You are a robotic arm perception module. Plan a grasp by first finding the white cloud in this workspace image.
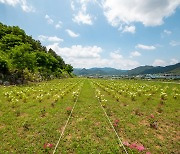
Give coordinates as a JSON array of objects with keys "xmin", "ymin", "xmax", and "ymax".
[
  {"xmin": 38, "ymin": 35, "xmax": 63, "ymax": 42},
  {"xmin": 102, "ymin": 0, "xmax": 180, "ymax": 28},
  {"xmin": 110, "ymin": 51, "xmax": 123, "ymax": 59},
  {"xmin": 170, "ymin": 40, "xmax": 180, "ymax": 46},
  {"xmin": 45, "ymin": 15, "xmax": 54, "ymax": 24},
  {"xmin": 109, "ymin": 51, "xmax": 139, "ymax": 69},
  {"xmin": 153, "ymin": 59, "xmax": 167, "ymax": 66},
  {"xmin": 73, "ymin": 11, "xmax": 93, "ymax": 25},
  {"xmin": 55, "ymin": 21, "xmax": 62, "ymax": 29},
  {"xmin": 0, "ymin": 0, "xmax": 19, "ymax": 6},
  {"xmin": 71, "ymin": 0, "xmax": 95, "ymax": 25},
  {"xmin": 161, "ymin": 29, "xmax": 172, "ymax": 38},
  {"xmin": 44, "ymin": 16, "xmax": 62, "ymax": 29},
  {"xmin": 153, "ymin": 58, "xmax": 179, "ymax": 66},
  {"xmin": 130, "ymin": 51, "xmax": 141, "ymax": 58},
  {"xmin": 38, "ymin": 35, "xmax": 47, "ymax": 42},
  {"xmin": 136, "ymin": 44, "xmax": 156, "ymax": 50},
  {"xmin": 170, "ymin": 58, "xmax": 179, "ymax": 65},
  {"xmin": 164, "ymin": 29, "xmax": 172, "ymax": 35},
  {"xmin": 46, "ymin": 43, "xmax": 139, "ymax": 69},
  {"xmin": 71, "ymin": 1, "xmax": 75, "ymax": 10},
  {"xmin": 122, "ymin": 25, "xmax": 136, "ymax": 33},
  {"xmin": 66, "ymin": 29, "xmax": 80, "ymax": 38},
  {"xmin": 0, "ymin": 0, "xmax": 35, "ymax": 12},
  {"xmin": 21, "ymin": 0, "xmax": 35, "ymax": 12},
  {"xmin": 48, "ymin": 36, "xmax": 63, "ymax": 42},
  {"xmin": 47, "ymin": 44, "xmax": 102, "ymax": 59}
]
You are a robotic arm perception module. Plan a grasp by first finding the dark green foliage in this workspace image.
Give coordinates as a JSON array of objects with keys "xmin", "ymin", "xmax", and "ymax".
[
  {"xmin": 65, "ymin": 64, "xmax": 73, "ymax": 74},
  {"xmin": 0, "ymin": 34, "xmax": 23, "ymax": 51},
  {"xmin": 0, "ymin": 50, "xmax": 9, "ymax": 74},
  {"xmin": 11, "ymin": 43, "xmax": 35, "ymax": 71},
  {"xmin": 0, "ymin": 56, "xmax": 9, "ymax": 74},
  {"xmin": 0, "ymin": 22, "xmax": 73, "ymax": 83},
  {"xmin": 48, "ymin": 48, "xmax": 65, "ymax": 69}
]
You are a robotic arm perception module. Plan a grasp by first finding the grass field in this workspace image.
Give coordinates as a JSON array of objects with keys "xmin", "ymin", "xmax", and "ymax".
[{"xmin": 0, "ymin": 78, "xmax": 179, "ymax": 153}]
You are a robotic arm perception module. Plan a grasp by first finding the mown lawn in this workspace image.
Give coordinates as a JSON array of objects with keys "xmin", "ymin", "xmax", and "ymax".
[{"xmin": 0, "ymin": 78, "xmax": 179, "ymax": 153}]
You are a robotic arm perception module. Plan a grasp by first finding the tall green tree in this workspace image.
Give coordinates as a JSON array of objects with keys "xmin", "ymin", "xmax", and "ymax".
[
  {"xmin": 65, "ymin": 64, "xmax": 73, "ymax": 74},
  {"xmin": 0, "ymin": 22, "xmax": 74, "ymax": 82},
  {"xmin": 48, "ymin": 48, "xmax": 65, "ymax": 69},
  {"xmin": 11, "ymin": 43, "xmax": 35, "ymax": 72}
]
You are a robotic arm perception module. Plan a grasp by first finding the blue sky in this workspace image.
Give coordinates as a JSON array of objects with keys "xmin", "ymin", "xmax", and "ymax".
[{"xmin": 0, "ymin": 0, "xmax": 180, "ymax": 69}]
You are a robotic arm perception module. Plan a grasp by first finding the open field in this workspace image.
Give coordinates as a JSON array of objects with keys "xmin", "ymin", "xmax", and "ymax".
[{"xmin": 0, "ymin": 78, "xmax": 179, "ymax": 153}]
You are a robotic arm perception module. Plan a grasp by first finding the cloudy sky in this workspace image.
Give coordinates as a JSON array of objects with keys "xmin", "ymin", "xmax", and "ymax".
[{"xmin": 0, "ymin": 0, "xmax": 180, "ymax": 69}]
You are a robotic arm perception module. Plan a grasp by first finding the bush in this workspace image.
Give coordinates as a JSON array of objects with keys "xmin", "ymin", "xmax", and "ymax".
[{"xmin": 0, "ymin": 56, "xmax": 9, "ymax": 74}]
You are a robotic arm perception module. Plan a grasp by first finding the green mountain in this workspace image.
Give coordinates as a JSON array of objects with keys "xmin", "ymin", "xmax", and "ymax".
[
  {"xmin": 0, "ymin": 22, "xmax": 73, "ymax": 84},
  {"xmin": 126, "ymin": 63, "xmax": 180, "ymax": 75},
  {"xmin": 143, "ymin": 63, "xmax": 180, "ymax": 75},
  {"xmin": 73, "ymin": 67, "xmax": 127, "ymax": 76},
  {"xmin": 125, "ymin": 66, "xmax": 154, "ymax": 75},
  {"xmin": 74, "ymin": 63, "xmax": 180, "ymax": 76},
  {"xmin": 168, "ymin": 67, "xmax": 180, "ymax": 74}
]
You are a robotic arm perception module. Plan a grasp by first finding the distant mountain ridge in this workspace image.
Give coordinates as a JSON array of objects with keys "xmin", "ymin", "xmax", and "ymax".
[
  {"xmin": 127, "ymin": 63, "xmax": 180, "ymax": 75},
  {"xmin": 73, "ymin": 67, "xmax": 127, "ymax": 76},
  {"xmin": 73, "ymin": 63, "xmax": 180, "ymax": 76}
]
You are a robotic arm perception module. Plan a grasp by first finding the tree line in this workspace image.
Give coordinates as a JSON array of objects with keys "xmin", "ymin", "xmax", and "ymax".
[{"xmin": 0, "ymin": 22, "xmax": 73, "ymax": 84}]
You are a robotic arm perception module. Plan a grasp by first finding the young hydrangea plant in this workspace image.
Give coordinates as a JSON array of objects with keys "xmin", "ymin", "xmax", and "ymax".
[{"xmin": 66, "ymin": 107, "xmax": 72, "ymax": 115}]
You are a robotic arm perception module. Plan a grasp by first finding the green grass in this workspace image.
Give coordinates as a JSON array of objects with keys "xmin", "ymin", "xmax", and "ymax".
[{"xmin": 0, "ymin": 78, "xmax": 179, "ymax": 153}]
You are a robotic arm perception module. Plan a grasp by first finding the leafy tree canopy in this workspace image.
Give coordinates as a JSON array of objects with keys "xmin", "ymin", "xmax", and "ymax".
[{"xmin": 0, "ymin": 22, "xmax": 73, "ymax": 83}]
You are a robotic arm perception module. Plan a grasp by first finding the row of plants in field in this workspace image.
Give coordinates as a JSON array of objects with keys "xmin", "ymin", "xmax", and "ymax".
[
  {"xmin": 92, "ymin": 79, "xmax": 180, "ymax": 120},
  {"xmin": 0, "ymin": 79, "xmax": 179, "ymax": 153},
  {"xmin": 46, "ymin": 81, "xmax": 84, "ymax": 153},
  {"xmin": 91, "ymin": 81, "xmax": 149, "ymax": 153},
  {"xmin": 0, "ymin": 79, "xmax": 84, "ymax": 153},
  {"xmin": 57, "ymin": 79, "xmax": 125, "ymax": 153},
  {"xmin": 67, "ymin": 82, "xmax": 84, "ymax": 115},
  {"xmin": 1, "ymin": 79, "xmax": 84, "ymax": 125},
  {"xmin": 90, "ymin": 79, "xmax": 180, "ymax": 153},
  {"xmin": 2, "ymin": 79, "xmax": 82, "ymax": 108},
  {"xmin": 92, "ymin": 80, "xmax": 179, "ymax": 102},
  {"xmin": 1, "ymin": 79, "xmax": 84, "ymax": 123}
]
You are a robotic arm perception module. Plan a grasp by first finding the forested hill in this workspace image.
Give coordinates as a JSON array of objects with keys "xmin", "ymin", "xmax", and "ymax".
[
  {"xmin": 73, "ymin": 63, "xmax": 180, "ymax": 76},
  {"xmin": 0, "ymin": 22, "xmax": 73, "ymax": 84}
]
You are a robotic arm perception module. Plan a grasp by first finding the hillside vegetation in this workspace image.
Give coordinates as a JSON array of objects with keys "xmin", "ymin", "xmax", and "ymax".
[{"xmin": 0, "ymin": 22, "xmax": 73, "ymax": 84}]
